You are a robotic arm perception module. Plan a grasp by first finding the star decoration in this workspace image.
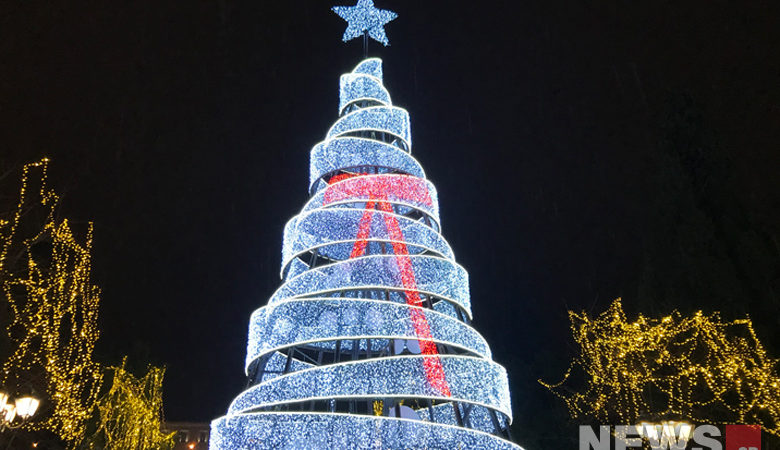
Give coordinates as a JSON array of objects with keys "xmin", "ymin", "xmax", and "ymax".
[{"xmin": 332, "ymin": 0, "xmax": 398, "ymax": 47}]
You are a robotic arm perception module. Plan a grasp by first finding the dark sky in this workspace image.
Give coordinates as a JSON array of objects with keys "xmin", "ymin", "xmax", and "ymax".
[{"xmin": 2, "ymin": 0, "xmax": 778, "ymax": 444}]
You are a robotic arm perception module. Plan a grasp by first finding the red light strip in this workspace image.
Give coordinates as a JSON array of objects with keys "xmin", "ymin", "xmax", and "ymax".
[
  {"xmin": 323, "ymin": 174, "xmax": 433, "ymax": 208},
  {"xmin": 376, "ymin": 201, "xmax": 452, "ymax": 397},
  {"xmin": 324, "ymin": 173, "xmax": 452, "ymax": 397}
]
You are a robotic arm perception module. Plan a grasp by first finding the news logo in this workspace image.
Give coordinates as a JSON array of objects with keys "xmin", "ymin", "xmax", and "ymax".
[
  {"xmin": 579, "ymin": 424, "xmax": 760, "ymax": 450},
  {"xmin": 725, "ymin": 425, "xmax": 760, "ymax": 450}
]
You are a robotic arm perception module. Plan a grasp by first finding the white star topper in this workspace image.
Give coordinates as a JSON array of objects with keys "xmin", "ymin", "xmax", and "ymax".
[{"xmin": 332, "ymin": 0, "xmax": 398, "ymax": 47}]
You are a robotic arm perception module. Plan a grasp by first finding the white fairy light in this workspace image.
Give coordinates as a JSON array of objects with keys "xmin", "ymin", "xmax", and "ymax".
[
  {"xmin": 326, "ymin": 106, "xmax": 412, "ymax": 149},
  {"xmin": 210, "ymin": 58, "xmax": 522, "ymax": 449},
  {"xmin": 332, "ymin": 0, "xmax": 397, "ymax": 47},
  {"xmin": 308, "ymin": 137, "xmax": 427, "ymax": 193},
  {"xmin": 211, "ymin": 412, "xmax": 520, "ymax": 449},
  {"xmin": 268, "ymin": 254, "xmax": 472, "ymax": 318},
  {"xmin": 230, "ymin": 355, "xmax": 510, "ymax": 417},
  {"xmin": 339, "ymin": 73, "xmax": 391, "ymax": 114},
  {"xmin": 280, "ymin": 207, "xmax": 452, "ymax": 274},
  {"xmin": 245, "ymin": 298, "xmax": 491, "ymax": 373}
]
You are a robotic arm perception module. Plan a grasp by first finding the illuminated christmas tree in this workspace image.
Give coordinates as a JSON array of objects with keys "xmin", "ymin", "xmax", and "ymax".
[{"xmin": 210, "ymin": 3, "xmax": 523, "ymax": 448}]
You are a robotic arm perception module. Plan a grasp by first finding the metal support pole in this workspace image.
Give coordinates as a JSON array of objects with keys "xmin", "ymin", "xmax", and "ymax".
[
  {"xmin": 284, "ymin": 347, "xmax": 293, "ymax": 373},
  {"xmin": 453, "ymin": 402, "xmax": 464, "ymax": 427}
]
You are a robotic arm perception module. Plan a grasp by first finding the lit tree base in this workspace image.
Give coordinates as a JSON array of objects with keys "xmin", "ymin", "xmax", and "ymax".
[{"xmin": 210, "ymin": 412, "xmax": 523, "ymax": 449}]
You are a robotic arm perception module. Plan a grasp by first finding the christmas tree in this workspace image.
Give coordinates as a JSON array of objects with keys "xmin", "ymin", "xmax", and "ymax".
[{"xmin": 210, "ymin": 3, "xmax": 523, "ymax": 448}]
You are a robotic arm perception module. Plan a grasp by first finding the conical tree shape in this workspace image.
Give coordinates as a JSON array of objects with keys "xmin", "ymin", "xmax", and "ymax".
[{"xmin": 210, "ymin": 59, "xmax": 523, "ymax": 449}]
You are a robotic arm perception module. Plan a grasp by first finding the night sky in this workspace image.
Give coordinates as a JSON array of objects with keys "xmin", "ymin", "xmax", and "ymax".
[{"xmin": 2, "ymin": 0, "xmax": 779, "ymax": 446}]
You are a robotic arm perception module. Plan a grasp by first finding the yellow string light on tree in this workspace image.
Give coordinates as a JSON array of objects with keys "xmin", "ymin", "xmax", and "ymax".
[
  {"xmin": 88, "ymin": 358, "xmax": 175, "ymax": 450},
  {"xmin": 540, "ymin": 298, "xmax": 779, "ymax": 435},
  {"xmin": 0, "ymin": 159, "xmax": 103, "ymax": 447}
]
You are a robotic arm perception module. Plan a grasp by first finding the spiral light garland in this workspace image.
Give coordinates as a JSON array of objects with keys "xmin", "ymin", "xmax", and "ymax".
[{"xmin": 209, "ymin": 59, "xmax": 523, "ymax": 448}]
